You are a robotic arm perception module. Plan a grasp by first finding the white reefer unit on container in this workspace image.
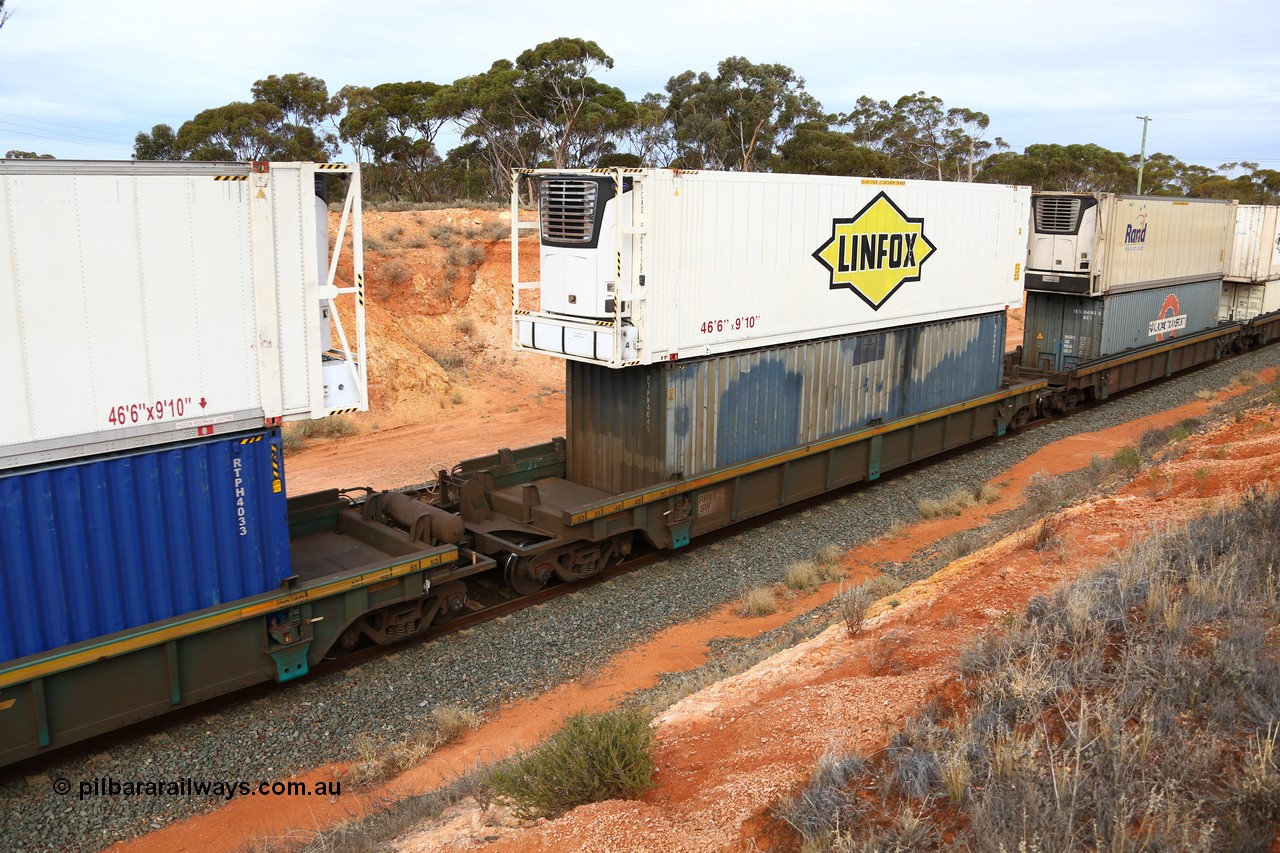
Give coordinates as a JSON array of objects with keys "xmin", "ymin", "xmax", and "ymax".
[
  {"xmin": 1026, "ymin": 192, "xmax": 1234, "ymax": 297},
  {"xmin": 511, "ymin": 169, "xmax": 1031, "ymax": 368},
  {"xmin": 0, "ymin": 160, "xmax": 367, "ymax": 470},
  {"xmin": 1219, "ymin": 205, "xmax": 1280, "ymax": 322}
]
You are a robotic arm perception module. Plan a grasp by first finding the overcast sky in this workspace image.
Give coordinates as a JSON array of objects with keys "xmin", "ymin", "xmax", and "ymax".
[{"xmin": 2, "ymin": 0, "xmax": 1278, "ymax": 174}]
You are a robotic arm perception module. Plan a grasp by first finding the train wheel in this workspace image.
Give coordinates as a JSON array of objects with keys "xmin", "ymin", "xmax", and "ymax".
[
  {"xmin": 1010, "ymin": 406, "xmax": 1033, "ymax": 430},
  {"xmin": 503, "ymin": 551, "xmax": 552, "ymax": 596},
  {"xmin": 426, "ymin": 581, "xmax": 468, "ymax": 625}
]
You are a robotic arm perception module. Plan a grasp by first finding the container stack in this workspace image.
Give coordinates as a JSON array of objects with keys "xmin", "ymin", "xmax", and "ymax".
[
  {"xmin": 0, "ymin": 160, "xmax": 362, "ymax": 660},
  {"xmin": 1021, "ymin": 193, "xmax": 1236, "ymax": 371},
  {"xmin": 513, "ymin": 168, "xmax": 1030, "ymax": 494},
  {"xmin": 1219, "ymin": 205, "xmax": 1280, "ymax": 322}
]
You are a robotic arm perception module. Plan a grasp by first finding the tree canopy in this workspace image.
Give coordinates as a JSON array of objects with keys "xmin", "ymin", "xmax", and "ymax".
[
  {"xmin": 133, "ymin": 73, "xmax": 339, "ymax": 162},
  {"xmin": 130, "ymin": 43, "xmax": 1262, "ymax": 204}
]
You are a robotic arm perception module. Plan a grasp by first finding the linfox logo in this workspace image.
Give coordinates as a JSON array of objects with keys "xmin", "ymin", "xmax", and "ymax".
[
  {"xmin": 1149, "ymin": 292, "xmax": 1187, "ymax": 341},
  {"xmin": 812, "ymin": 191, "xmax": 936, "ymax": 311},
  {"xmin": 1125, "ymin": 205, "xmax": 1148, "ymax": 246}
]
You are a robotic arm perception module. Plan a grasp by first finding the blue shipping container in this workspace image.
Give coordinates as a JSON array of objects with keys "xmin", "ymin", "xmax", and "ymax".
[
  {"xmin": 567, "ymin": 313, "xmax": 1006, "ymax": 494},
  {"xmin": 1021, "ymin": 279, "xmax": 1223, "ymax": 372},
  {"xmin": 0, "ymin": 429, "xmax": 292, "ymax": 662}
]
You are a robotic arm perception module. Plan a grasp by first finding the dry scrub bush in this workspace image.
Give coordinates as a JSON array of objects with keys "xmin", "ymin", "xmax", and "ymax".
[
  {"xmin": 343, "ymin": 705, "xmax": 483, "ymax": 787},
  {"xmin": 486, "ymin": 708, "xmax": 656, "ymax": 820},
  {"xmin": 786, "ymin": 560, "xmax": 820, "ymax": 591},
  {"xmin": 781, "ymin": 488, "xmax": 1280, "ymax": 851},
  {"xmin": 381, "ymin": 259, "xmax": 410, "ymax": 284},
  {"xmin": 917, "ymin": 488, "xmax": 977, "ymax": 519},
  {"xmin": 774, "ymin": 747, "xmax": 870, "ymax": 846},
  {"xmin": 428, "ymin": 224, "xmax": 459, "ymax": 247},
  {"xmin": 839, "ymin": 575, "xmax": 904, "ymax": 636},
  {"xmin": 281, "ymin": 415, "xmax": 358, "ymax": 453},
  {"xmin": 741, "ymin": 586, "xmax": 777, "ymax": 617}
]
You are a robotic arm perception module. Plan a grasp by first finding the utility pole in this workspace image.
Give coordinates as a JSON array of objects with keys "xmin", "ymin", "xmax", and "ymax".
[{"xmin": 1135, "ymin": 115, "xmax": 1152, "ymax": 195}]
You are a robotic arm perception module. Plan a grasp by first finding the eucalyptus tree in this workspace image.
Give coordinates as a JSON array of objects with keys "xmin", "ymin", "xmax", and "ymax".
[
  {"xmin": 841, "ymin": 92, "xmax": 1003, "ymax": 181},
  {"xmin": 441, "ymin": 38, "xmax": 633, "ymax": 195},
  {"xmin": 665, "ymin": 57, "xmax": 821, "ymax": 171},
  {"xmin": 338, "ymin": 81, "xmax": 449, "ymax": 200},
  {"xmin": 979, "ymin": 143, "xmax": 1137, "ymax": 192},
  {"xmin": 772, "ymin": 120, "xmax": 894, "ymax": 176},
  {"xmin": 133, "ymin": 73, "xmax": 339, "ymax": 162}
]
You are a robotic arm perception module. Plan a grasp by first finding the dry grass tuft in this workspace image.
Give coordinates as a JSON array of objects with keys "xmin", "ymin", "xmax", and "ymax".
[{"xmin": 740, "ymin": 586, "xmax": 777, "ymax": 617}]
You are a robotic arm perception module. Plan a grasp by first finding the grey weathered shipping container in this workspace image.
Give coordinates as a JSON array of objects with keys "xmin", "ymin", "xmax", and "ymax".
[
  {"xmin": 1021, "ymin": 279, "xmax": 1222, "ymax": 372},
  {"xmin": 567, "ymin": 313, "xmax": 1006, "ymax": 494}
]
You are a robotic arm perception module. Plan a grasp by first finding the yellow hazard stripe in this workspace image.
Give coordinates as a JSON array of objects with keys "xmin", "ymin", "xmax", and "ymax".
[
  {"xmin": 271, "ymin": 444, "xmax": 282, "ymax": 494},
  {"xmin": 357, "ymin": 272, "xmax": 364, "ymax": 308},
  {"xmin": 213, "ymin": 175, "xmax": 248, "ymax": 181},
  {"xmin": 316, "ymin": 163, "xmax": 347, "ymax": 170},
  {"xmin": 239, "ymin": 436, "xmax": 263, "ymax": 445},
  {"xmin": 326, "ymin": 408, "xmax": 359, "ymax": 416},
  {"xmin": 0, "ymin": 549, "xmax": 458, "ymax": 688}
]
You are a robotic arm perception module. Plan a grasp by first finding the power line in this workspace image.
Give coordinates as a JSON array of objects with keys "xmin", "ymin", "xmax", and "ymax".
[
  {"xmin": 0, "ymin": 118, "xmax": 132, "ymax": 145},
  {"xmin": 0, "ymin": 111, "xmax": 134, "ymax": 139},
  {"xmin": 0, "ymin": 126, "xmax": 131, "ymax": 153}
]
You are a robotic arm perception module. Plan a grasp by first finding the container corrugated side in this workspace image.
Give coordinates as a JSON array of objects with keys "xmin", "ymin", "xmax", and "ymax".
[
  {"xmin": 1226, "ymin": 205, "xmax": 1280, "ymax": 284},
  {"xmin": 567, "ymin": 313, "xmax": 1005, "ymax": 494},
  {"xmin": 1021, "ymin": 279, "xmax": 1222, "ymax": 371},
  {"xmin": 0, "ymin": 429, "xmax": 291, "ymax": 662}
]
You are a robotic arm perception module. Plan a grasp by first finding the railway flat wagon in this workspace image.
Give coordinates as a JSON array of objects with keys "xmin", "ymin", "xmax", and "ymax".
[{"xmin": 512, "ymin": 168, "xmax": 1030, "ymax": 367}]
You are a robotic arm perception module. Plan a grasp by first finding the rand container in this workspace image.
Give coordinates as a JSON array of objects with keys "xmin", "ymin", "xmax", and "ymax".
[
  {"xmin": 0, "ymin": 159, "xmax": 367, "ymax": 471},
  {"xmin": 566, "ymin": 312, "xmax": 1006, "ymax": 494},
  {"xmin": 513, "ymin": 168, "xmax": 1029, "ymax": 367},
  {"xmin": 0, "ymin": 429, "xmax": 292, "ymax": 662},
  {"xmin": 1020, "ymin": 279, "xmax": 1222, "ymax": 372},
  {"xmin": 1026, "ymin": 193, "xmax": 1234, "ymax": 296}
]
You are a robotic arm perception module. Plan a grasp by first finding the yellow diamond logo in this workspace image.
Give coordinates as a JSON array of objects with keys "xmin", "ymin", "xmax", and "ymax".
[{"xmin": 812, "ymin": 191, "xmax": 937, "ymax": 311}]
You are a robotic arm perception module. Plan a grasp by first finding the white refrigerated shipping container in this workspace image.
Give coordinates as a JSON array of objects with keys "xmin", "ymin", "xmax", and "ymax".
[
  {"xmin": 1226, "ymin": 204, "xmax": 1280, "ymax": 284},
  {"xmin": 1025, "ymin": 192, "xmax": 1234, "ymax": 296},
  {"xmin": 0, "ymin": 160, "xmax": 367, "ymax": 470},
  {"xmin": 511, "ymin": 169, "xmax": 1030, "ymax": 368}
]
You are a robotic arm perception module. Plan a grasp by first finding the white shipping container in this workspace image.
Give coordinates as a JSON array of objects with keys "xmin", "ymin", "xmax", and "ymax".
[
  {"xmin": 0, "ymin": 160, "xmax": 367, "ymax": 470},
  {"xmin": 1219, "ymin": 281, "xmax": 1280, "ymax": 322},
  {"xmin": 512, "ymin": 169, "xmax": 1030, "ymax": 368},
  {"xmin": 1226, "ymin": 204, "xmax": 1280, "ymax": 284},
  {"xmin": 1026, "ymin": 192, "xmax": 1234, "ymax": 296}
]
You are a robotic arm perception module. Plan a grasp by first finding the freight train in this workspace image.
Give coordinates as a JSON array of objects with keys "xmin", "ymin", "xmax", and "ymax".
[{"xmin": 2, "ymin": 161, "xmax": 1278, "ymax": 769}]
